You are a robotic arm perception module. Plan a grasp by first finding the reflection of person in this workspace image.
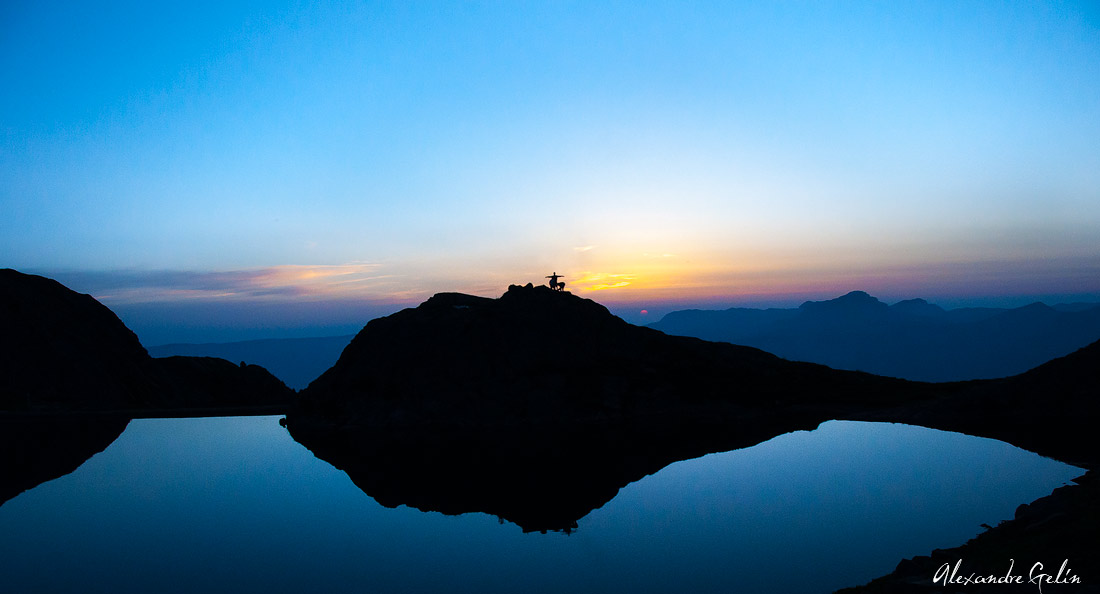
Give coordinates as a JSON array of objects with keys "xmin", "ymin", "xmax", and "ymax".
[{"xmin": 546, "ymin": 272, "xmax": 565, "ymax": 291}]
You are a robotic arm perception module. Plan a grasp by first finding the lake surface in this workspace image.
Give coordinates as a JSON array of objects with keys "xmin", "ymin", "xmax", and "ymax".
[{"xmin": 0, "ymin": 416, "xmax": 1082, "ymax": 594}]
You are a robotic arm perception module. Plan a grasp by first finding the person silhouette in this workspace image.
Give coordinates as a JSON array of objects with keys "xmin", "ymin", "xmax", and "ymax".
[{"xmin": 546, "ymin": 272, "xmax": 565, "ymax": 291}]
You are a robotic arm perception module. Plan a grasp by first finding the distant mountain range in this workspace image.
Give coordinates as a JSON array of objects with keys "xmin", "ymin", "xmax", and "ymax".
[
  {"xmin": 648, "ymin": 291, "xmax": 1100, "ymax": 382},
  {"xmin": 150, "ymin": 290, "xmax": 1100, "ymax": 387}
]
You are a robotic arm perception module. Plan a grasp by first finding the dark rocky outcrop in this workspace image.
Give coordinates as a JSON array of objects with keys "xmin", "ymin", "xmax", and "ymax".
[
  {"xmin": 150, "ymin": 356, "xmax": 296, "ymax": 413},
  {"xmin": 1, "ymin": 269, "xmax": 160, "ymax": 411},
  {"xmin": 0, "ymin": 268, "xmax": 293, "ymax": 413},
  {"xmin": 297, "ymin": 284, "xmax": 917, "ymax": 428}
]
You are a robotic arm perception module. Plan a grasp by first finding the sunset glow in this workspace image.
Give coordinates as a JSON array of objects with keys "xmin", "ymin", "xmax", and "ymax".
[{"xmin": 3, "ymin": 2, "xmax": 1098, "ymax": 341}]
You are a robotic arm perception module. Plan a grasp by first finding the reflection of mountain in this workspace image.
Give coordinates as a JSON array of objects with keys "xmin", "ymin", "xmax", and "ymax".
[
  {"xmin": 649, "ymin": 291, "xmax": 1100, "ymax": 381},
  {"xmin": 1, "ymin": 269, "xmax": 293, "ymax": 412},
  {"xmin": 0, "ymin": 415, "xmax": 129, "ymax": 506},
  {"xmin": 290, "ymin": 414, "xmax": 825, "ymax": 533}
]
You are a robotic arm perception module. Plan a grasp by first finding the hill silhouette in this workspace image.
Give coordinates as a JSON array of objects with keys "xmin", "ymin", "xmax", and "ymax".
[
  {"xmin": 0, "ymin": 268, "xmax": 293, "ymax": 413},
  {"xmin": 649, "ymin": 290, "xmax": 1100, "ymax": 381},
  {"xmin": 149, "ymin": 335, "xmax": 354, "ymax": 391},
  {"xmin": 2, "ymin": 269, "xmax": 159, "ymax": 410},
  {"xmin": 297, "ymin": 284, "xmax": 916, "ymax": 426}
]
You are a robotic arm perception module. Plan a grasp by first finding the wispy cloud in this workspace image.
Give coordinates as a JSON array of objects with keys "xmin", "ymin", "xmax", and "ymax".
[
  {"xmin": 569, "ymin": 271, "xmax": 636, "ymax": 291},
  {"xmin": 574, "ymin": 245, "xmax": 598, "ymax": 253},
  {"xmin": 38, "ymin": 264, "xmax": 407, "ymax": 304}
]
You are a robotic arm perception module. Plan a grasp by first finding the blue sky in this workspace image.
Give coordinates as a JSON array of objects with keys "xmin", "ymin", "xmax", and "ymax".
[{"xmin": 3, "ymin": 1, "xmax": 1099, "ymax": 342}]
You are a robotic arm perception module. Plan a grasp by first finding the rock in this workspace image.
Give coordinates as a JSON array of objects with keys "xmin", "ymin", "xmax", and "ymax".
[
  {"xmin": 0, "ymin": 269, "xmax": 293, "ymax": 412},
  {"xmin": 1, "ymin": 268, "xmax": 158, "ymax": 411},
  {"xmin": 298, "ymin": 284, "xmax": 914, "ymax": 428}
]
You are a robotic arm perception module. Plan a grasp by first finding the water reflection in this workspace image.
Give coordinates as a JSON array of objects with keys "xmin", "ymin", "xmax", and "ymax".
[
  {"xmin": 286, "ymin": 413, "xmax": 827, "ymax": 532},
  {"xmin": 0, "ymin": 416, "xmax": 1083, "ymax": 594}
]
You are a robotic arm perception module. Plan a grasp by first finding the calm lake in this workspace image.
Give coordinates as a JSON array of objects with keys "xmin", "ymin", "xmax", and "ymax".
[{"xmin": 0, "ymin": 416, "xmax": 1082, "ymax": 594}]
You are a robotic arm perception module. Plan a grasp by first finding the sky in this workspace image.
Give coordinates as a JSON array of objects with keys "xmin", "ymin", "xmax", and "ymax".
[{"xmin": 3, "ymin": 1, "xmax": 1100, "ymax": 343}]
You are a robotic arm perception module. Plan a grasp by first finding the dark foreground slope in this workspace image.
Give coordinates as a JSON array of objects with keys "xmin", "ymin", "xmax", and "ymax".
[
  {"xmin": 0, "ymin": 268, "xmax": 293, "ymax": 413},
  {"xmin": 837, "ymin": 470, "xmax": 1099, "ymax": 593},
  {"xmin": 1, "ymin": 269, "xmax": 159, "ymax": 411}
]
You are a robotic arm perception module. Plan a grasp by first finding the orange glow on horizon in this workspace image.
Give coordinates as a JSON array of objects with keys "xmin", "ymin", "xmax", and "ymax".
[{"xmin": 86, "ymin": 253, "xmax": 1100, "ymax": 310}]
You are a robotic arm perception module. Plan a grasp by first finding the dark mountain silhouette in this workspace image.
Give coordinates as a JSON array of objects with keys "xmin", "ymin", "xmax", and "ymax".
[
  {"xmin": 149, "ymin": 335, "xmax": 354, "ymax": 391},
  {"xmin": 649, "ymin": 290, "xmax": 1100, "ymax": 382},
  {"xmin": 296, "ymin": 284, "xmax": 917, "ymax": 427},
  {"xmin": 2, "ymin": 269, "xmax": 160, "ymax": 410},
  {"xmin": 0, "ymin": 415, "xmax": 128, "ymax": 507},
  {"xmin": 0, "ymin": 269, "xmax": 293, "ymax": 412}
]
